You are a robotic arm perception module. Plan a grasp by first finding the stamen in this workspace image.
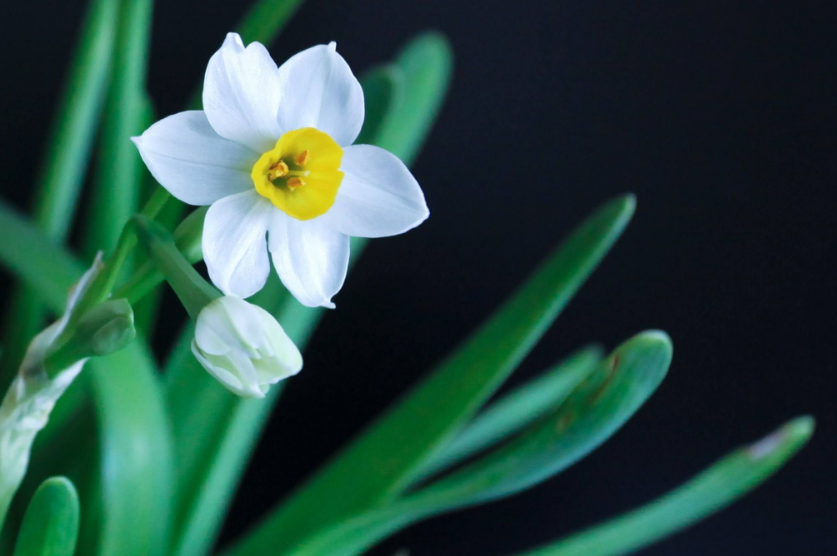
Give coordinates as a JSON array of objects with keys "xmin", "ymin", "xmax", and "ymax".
[
  {"xmin": 294, "ymin": 150, "xmax": 311, "ymax": 166},
  {"xmin": 267, "ymin": 160, "xmax": 289, "ymax": 181},
  {"xmin": 287, "ymin": 177, "xmax": 306, "ymax": 190}
]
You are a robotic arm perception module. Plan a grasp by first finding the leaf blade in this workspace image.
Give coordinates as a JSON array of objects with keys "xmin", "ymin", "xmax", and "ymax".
[
  {"xmin": 78, "ymin": 344, "xmax": 175, "ymax": 556},
  {"xmin": 82, "ymin": 0, "xmax": 154, "ymax": 257},
  {"xmin": 0, "ymin": 200, "xmax": 83, "ymax": 311},
  {"xmin": 377, "ymin": 32, "xmax": 453, "ymax": 164},
  {"xmin": 288, "ymin": 332, "xmax": 672, "ymax": 556},
  {"xmin": 12, "ymin": 477, "xmax": 80, "ymax": 556},
  {"xmin": 414, "ymin": 345, "xmax": 603, "ymax": 481},
  {"xmin": 511, "ymin": 416, "xmax": 814, "ymax": 556},
  {"xmin": 224, "ymin": 194, "xmax": 636, "ymax": 556}
]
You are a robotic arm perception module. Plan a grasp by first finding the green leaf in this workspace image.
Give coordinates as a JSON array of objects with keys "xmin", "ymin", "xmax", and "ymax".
[
  {"xmin": 76, "ymin": 344, "xmax": 174, "ymax": 556},
  {"xmin": 376, "ymin": 32, "xmax": 452, "ymax": 164},
  {"xmin": 235, "ymin": 0, "xmax": 307, "ymax": 46},
  {"xmin": 13, "ymin": 477, "xmax": 80, "ymax": 556},
  {"xmin": 509, "ymin": 416, "xmax": 814, "ymax": 556},
  {"xmin": 223, "ymin": 194, "xmax": 636, "ymax": 556},
  {"xmin": 83, "ymin": 0, "xmax": 154, "ymax": 258},
  {"xmin": 286, "ymin": 332, "xmax": 672, "ymax": 556},
  {"xmin": 2, "ymin": 0, "xmax": 119, "ymax": 381},
  {"xmin": 0, "ymin": 200, "xmax": 83, "ymax": 311},
  {"xmin": 355, "ymin": 66, "xmax": 404, "ymax": 146},
  {"xmin": 414, "ymin": 345, "xmax": 603, "ymax": 482}
]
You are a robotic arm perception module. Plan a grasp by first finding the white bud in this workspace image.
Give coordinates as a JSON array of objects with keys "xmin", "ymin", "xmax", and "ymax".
[{"xmin": 191, "ymin": 296, "xmax": 303, "ymax": 398}]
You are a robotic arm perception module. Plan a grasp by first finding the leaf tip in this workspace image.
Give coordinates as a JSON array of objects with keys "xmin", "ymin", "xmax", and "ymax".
[{"xmin": 746, "ymin": 415, "xmax": 815, "ymax": 461}]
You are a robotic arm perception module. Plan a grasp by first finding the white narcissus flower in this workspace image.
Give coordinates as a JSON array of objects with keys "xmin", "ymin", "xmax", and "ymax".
[
  {"xmin": 133, "ymin": 34, "xmax": 429, "ymax": 308},
  {"xmin": 192, "ymin": 295, "xmax": 303, "ymax": 398}
]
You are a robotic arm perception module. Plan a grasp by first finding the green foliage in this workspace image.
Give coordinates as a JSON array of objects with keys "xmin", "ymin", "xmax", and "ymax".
[
  {"xmin": 414, "ymin": 345, "xmax": 603, "ymax": 481},
  {"xmin": 12, "ymin": 478, "xmax": 80, "ymax": 556},
  {"xmin": 83, "ymin": 0, "xmax": 154, "ymax": 258},
  {"xmin": 1, "ymin": 0, "xmax": 119, "ymax": 383},
  {"xmin": 0, "ymin": 1, "xmax": 814, "ymax": 555},
  {"xmin": 510, "ymin": 417, "xmax": 814, "ymax": 556},
  {"xmin": 79, "ymin": 345, "xmax": 174, "ymax": 556},
  {"xmin": 223, "ymin": 194, "xmax": 636, "ymax": 556},
  {"xmin": 285, "ymin": 333, "xmax": 671, "ymax": 556}
]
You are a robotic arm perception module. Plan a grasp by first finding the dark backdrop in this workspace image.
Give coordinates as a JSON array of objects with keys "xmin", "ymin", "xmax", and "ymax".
[{"xmin": 2, "ymin": 0, "xmax": 835, "ymax": 554}]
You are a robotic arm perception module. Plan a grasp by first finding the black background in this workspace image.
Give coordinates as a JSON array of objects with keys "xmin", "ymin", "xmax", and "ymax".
[{"xmin": 2, "ymin": 0, "xmax": 835, "ymax": 554}]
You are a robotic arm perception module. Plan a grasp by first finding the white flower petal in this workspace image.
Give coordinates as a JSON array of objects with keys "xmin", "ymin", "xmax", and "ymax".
[
  {"xmin": 203, "ymin": 191, "xmax": 274, "ymax": 298},
  {"xmin": 192, "ymin": 342, "xmax": 265, "ymax": 398},
  {"xmin": 132, "ymin": 111, "xmax": 256, "ymax": 206},
  {"xmin": 268, "ymin": 213, "xmax": 350, "ymax": 308},
  {"xmin": 320, "ymin": 145, "xmax": 429, "ymax": 238},
  {"xmin": 276, "ymin": 43, "xmax": 364, "ymax": 147},
  {"xmin": 203, "ymin": 33, "xmax": 283, "ymax": 152}
]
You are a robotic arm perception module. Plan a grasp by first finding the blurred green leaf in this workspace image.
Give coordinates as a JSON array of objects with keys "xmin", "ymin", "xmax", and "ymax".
[
  {"xmin": 223, "ymin": 194, "xmax": 636, "ymax": 556},
  {"xmin": 377, "ymin": 32, "xmax": 452, "ymax": 165},
  {"xmin": 235, "ymin": 0, "xmax": 307, "ymax": 46},
  {"xmin": 356, "ymin": 65, "xmax": 404, "ymax": 145},
  {"xmin": 83, "ymin": 0, "xmax": 154, "ymax": 258},
  {"xmin": 414, "ymin": 345, "xmax": 603, "ymax": 482},
  {"xmin": 77, "ymin": 344, "xmax": 174, "ymax": 556},
  {"xmin": 509, "ymin": 416, "xmax": 814, "ymax": 556},
  {"xmin": 0, "ymin": 200, "xmax": 83, "ymax": 311},
  {"xmin": 12, "ymin": 477, "xmax": 80, "ymax": 556},
  {"xmin": 1, "ymin": 0, "xmax": 117, "ymax": 381},
  {"xmin": 287, "ymin": 332, "xmax": 671, "ymax": 556}
]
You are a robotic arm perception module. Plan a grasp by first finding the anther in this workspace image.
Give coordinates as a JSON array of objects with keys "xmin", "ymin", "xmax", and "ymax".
[
  {"xmin": 267, "ymin": 160, "xmax": 289, "ymax": 181},
  {"xmin": 287, "ymin": 177, "xmax": 306, "ymax": 190},
  {"xmin": 294, "ymin": 150, "xmax": 310, "ymax": 166}
]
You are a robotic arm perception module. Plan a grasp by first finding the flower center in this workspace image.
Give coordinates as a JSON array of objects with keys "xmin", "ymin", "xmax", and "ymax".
[{"xmin": 251, "ymin": 128, "xmax": 344, "ymax": 220}]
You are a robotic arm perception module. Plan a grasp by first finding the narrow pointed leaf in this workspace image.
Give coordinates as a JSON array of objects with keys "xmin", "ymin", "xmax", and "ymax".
[
  {"xmin": 235, "ymin": 0, "xmax": 307, "ymax": 46},
  {"xmin": 377, "ymin": 32, "xmax": 453, "ymax": 165},
  {"xmin": 355, "ymin": 66, "xmax": 404, "ymax": 145},
  {"xmin": 288, "ymin": 332, "xmax": 671, "ymax": 556},
  {"xmin": 223, "ymin": 194, "xmax": 636, "ymax": 556},
  {"xmin": 415, "ymin": 345, "xmax": 603, "ymax": 482},
  {"xmin": 83, "ymin": 0, "xmax": 154, "ymax": 257},
  {"xmin": 76, "ymin": 344, "xmax": 174, "ymax": 556},
  {"xmin": 510, "ymin": 416, "xmax": 814, "ymax": 556},
  {"xmin": 13, "ymin": 477, "xmax": 80, "ymax": 556},
  {"xmin": 2, "ymin": 0, "xmax": 118, "ymax": 381},
  {"xmin": 0, "ymin": 201, "xmax": 83, "ymax": 310}
]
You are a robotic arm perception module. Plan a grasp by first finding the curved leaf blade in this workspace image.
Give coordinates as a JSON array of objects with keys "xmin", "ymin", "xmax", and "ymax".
[
  {"xmin": 512, "ymin": 416, "xmax": 814, "ymax": 556},
  {"xmin": 0, "ymin": 201, "xmax": 83, "ymax": 311},
  {"xmin": 224, "ymin": 194, "xmax": 636, "ymax": 556},
  {"xmin": 377, "ymin": 32, "xmax": 453, "ymax": 164},
  {"xmin": 83, "ymin": 0, "xmax": 154, "ymax": 257},
  {"xmin": 289, "ymin": 332, "xmax": 671, "ymax": 556},
  {"xmin": 13, "ymin": 477, "xmax": 80, "ymax": 556},
  {"xmin": 78, "ymin": 344, "xmax": 174, "ymax": 556},
  {"xmin": 355, "ymin": 65, "xmax": 404, "ymax": 146},
  {"xmin": 414, "ymin": 345, "xmax": 604, "ymax": 482}
]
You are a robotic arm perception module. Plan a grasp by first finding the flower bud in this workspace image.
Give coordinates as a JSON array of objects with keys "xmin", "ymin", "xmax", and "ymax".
[
  {"xmin": 43, "ymin": 299, "xmax": 136, "ymax": 376},
  {"xmin": 191, "ymin": 296, "xmax": 302, "ymax": 398},
  {"xmin": 76, "ymin": 299, "xmax": 136, "ymax": 357}
]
